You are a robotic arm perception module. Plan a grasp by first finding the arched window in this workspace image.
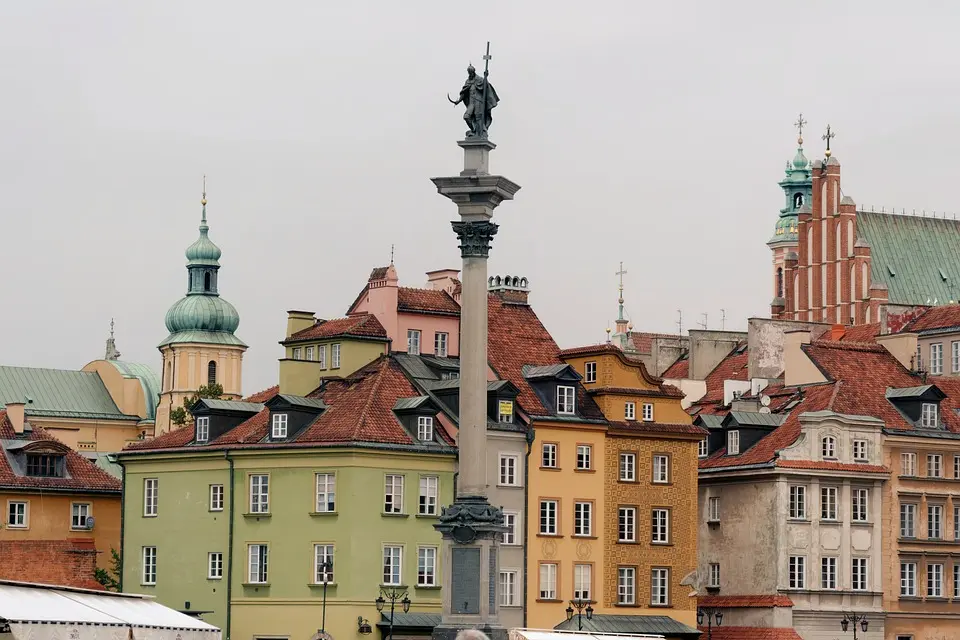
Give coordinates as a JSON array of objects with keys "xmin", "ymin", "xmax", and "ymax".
[
  {"xmin": 793, "ymin": 273, "xmax": 798, "ymax": 308},
  {"xmin": 822, "ymin": 436, "xmax": 837, "ymax": 459},
  {"xmin": 866, "ymin": 306, "xmax": 871, "ymax": 323},
  {"xmin": 794, "ymin": 193, "xmax": 804, "ymax": 209},
  {"xmin": 835, "ymin": 222, "xmax": 841, "ymax": 260},
  {"xmin": 807, "ymin": 227, "xmax": 813, "ymax": 262},
  {"xmin": 861, "ymin": 263, "xmax": 868, "ymax": 298},
  {"xmin": 777, "ymin": 268, "xmax": 784, "ymax": 298},
  {"xmin": 847, "ymin": 220, "xmax": 854, "ymax": 257},
  {"xmin": 207, "ymin": 360, "xmax": 217, "ymax": 386},
  {"xmin": 204, "ymin": 272, "xmax": 211, "ymax": 292}
]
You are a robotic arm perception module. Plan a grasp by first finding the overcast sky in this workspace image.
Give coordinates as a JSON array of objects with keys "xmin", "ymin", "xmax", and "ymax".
[{"xmin": 3, "ymin": 1, "xmax": 960, "ymax": 395}]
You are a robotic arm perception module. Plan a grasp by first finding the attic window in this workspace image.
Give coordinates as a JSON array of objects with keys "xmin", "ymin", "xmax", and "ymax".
[
  {"xmin": 727, "ymin": 431, "xmax": 740, "ymax": 456},
  {"xmin": 499, "ymin": 400, "xmax": 514, "ymax": 423},
  {"xmin": 196, "ymin": 417, "xmax": 210, "ymax": 443},
  {"xmin": 26, "ymin": 454, "xmax": 62, "ymax": 478},
  {"xmin": 272, "ymin": 413, "xmax": 288, "ymax": 439},
  {"xmin": 417, "ymin": 416, "xmax": 434, "ymax": 441},
  {"xmin": 557, "ymin": 386, "xmax": 576, "ymax": 415},
  {"xmin": 922, "ymin": 403, "xmax": 939, "ymax": 428}
]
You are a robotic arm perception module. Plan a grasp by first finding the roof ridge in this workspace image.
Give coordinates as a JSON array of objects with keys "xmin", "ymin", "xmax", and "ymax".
[{"xmin": 351, "ymin": 357, "xmax": 389, "ymax": 440}]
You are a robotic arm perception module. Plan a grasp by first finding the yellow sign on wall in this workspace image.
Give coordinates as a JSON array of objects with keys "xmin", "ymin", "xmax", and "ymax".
[{"xmin": 499, "ymin": 400, "xmax": 513, "ymax": 420}]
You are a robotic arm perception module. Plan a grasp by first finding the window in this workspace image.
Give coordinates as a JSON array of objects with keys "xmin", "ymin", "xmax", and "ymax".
[
  {"xmin": 642, "ymin": 403, "xmax": 654, "ymax": 421},
  {"xmin": 852, "ymin": 558, "xmax": 868, "ymax": 591},
  {"xmin": 955, "ymin": 455, "xmax": 960, "ymax": 479},
  {"xmin": 651, "ymin": 509, "xmax": 669, "ymax": 543},
  {"xmin": 789, "ymin": 556, "xmax": 805, "ymax": 588},
  {"xmin": 72, "ymin": 503, "xmax": 91, "ymax": 529},
  {"xmin": 574, "ymin": 501, "xmax": 592, "ymax": 536},
  {"xmin": 502, "ymin": 511, "xmax": 520, "ymax": 545},
  {"xmin": 142, "ymin": 546, "xmax": 157, "ymax": 585},
  {"xmin": 271, "ymin": 413, "xmax": 288, "ymax": 439},
  {"xmin": 902, "ymin": 452, "xmax": 917, "ymax": 476},
  {"xmin": 292, "ymin": 347, "xmax": 302, "ymax": 360},
  {"xmin": 419, "ymin": 476, "xmax": 438, "ymax": 516},
  {"xmin": 698, "ymin": 438, "xmax": 708, "ymax": 458},
  {"xmin": 7, "ymin": 501, "xmax": 26, "ymax": 528},
  {"xmin": 901, "ymin": 561, "xmax": 917, "ymax": 596},
  {"xmin": 922, "ymin": 403, "xmax": 939, "ymax": 428},
  {"xmin": 384, "ymin": 475, "xmax": 404, "ymax": 514},
  {"xmin": 248, "ymin": 544, "xmax": 268, "ymax": 584},
  {"xmin": 498, "ymin": 400, "xmax": 513, "ymax": 423},
  {"xmin": 653, "ymin": 455, "xmax": 670, "ymax": 483},
  {"xmin": 620, "ymin": 453, "xmax": 636, "ymax": 481},
  {"xmin": 143, "ymin": 478, "xmax": 158, "ymax": 517},
  {"xmin": 417, "ymin": 547, "xmax": 437, "ymax": 587},
  {"xmin": 821, "ymin": 435, "xmax": 837, "ymax": 458},
  {"xmin": 417, "ymin": 416, "xmax": 434, "ymax": 441},
  {"xmin": 539, "ymin": 563, "xmax": 557, "ymax": 600},
  {"xmin": 314, "ymin": 544, "xmax": 334, "ymax": 583},
  {"xmin": 821, "ymin": 487, "xmax": 838, "ymax": 520},
  {"xmin": 727, "ymin": 430, "xmax": 740, "ymax": 455},
  {"xmin": 901, "ymin": 503, "xmax": 917, "ymax": 538},
  {"xmin": 306, "ymin": 346, "xmax": 314, "ymax": 361},
  {"xmin": 500, "ymin": 571, "xmax": 517, "ymax": 606},
  {"xmin": 318, "ymin": 345, "xmax": 327, "ymax": 369},
  {"xmin": 407, "ymin": 330, "xmax": 421, "ymax": 355},
  {"xmin": 208, "ymin": 552, "xmax": 223, "ymax": 580},
  {"xmin": 210, "ymin": 484, "xmax": 224, "ymax": 511},
  {"xmin": 316, "ymin": 473, "xmax": 336, "ymax": 512},
  {"xmin": 821, "ymin": 557, "xmax": 837, "ymax": 589},
  {"xmin": 617, "ymin": 567, "xmax": 636, "ymax": 605},
  {"xmin": 332, "ymin": 343, "xmax": 341, "ymax": 368},
  {"xmin": 953, "ymin": 341, "xmax": 960, "ymax": 373},
  {"xmin": 541, "ymin": 443, "xmax": 557, "ymax": 468},
  {"xmin": 624, "ymin": 402, "xmax": 636, "ymax": 421},
  {"xmin": 651, "ymin": 568, "xmax": 669, "ymax": 605},
  {"xmin": 954, "ymin": 564, "xmax": 960, "ymax": 598},
  {"xmin": 499, "ymin": 454, "xmax": 519, "ymax": 486},
  {"xmin": 709, "ymin": 563, "xmax": 720, "ymax": 588},
  {"xmin": 928, "ymin": 504, "xmax": 944, "ymax": 539},
  {"xmin": 576, "ymin": 445, "xmax": 591, "ymax": 470},
  {"xmin": 618, "ymin": 507, "xmax": 636, "ymax": 542},
  {"xmin": 435, "ymin": 332, "xmax": 448, "ymax": 357},
  {"xmin": 852, "ymin": 439, "xmax": 867, "ymax": 461},
  {"xmin": 556, "ymin": 386, "xmax": 576, "ymax": 414},
  {"xmin": 789, "ymin": 485, "xmax": 806, "ymax": 519},
  {"xmin": 540, "ymin": 500, "xmax": 558, "ymax": 535},
  {"xmin": 573, "ymin": 564, "xmax": 592, "ymax": 600},
  {"xmin": 931, "ymin": 343, "xmax": 944, "ymax": 374},
  {"xmin": 955, "ymin": 506, "xmax": 960, "ymax": 540},
  {"xmin": 383, "ymin": 546, "xmax": 402, "ymax": 585},
  {"xmin": 207, "ymin": 360, "xmax": 217, "ymax": 386},
  {"xmin": 196, "ymin": 416, "xmax": 209, "ymax": 443},
  {"xmin": 708, "ymin": 496, "xmax": 720, "ymax": 522},
  {"xmin": 928, "ymin": 453, "xmax": 943, "ymax": 477},
  {"xmin": 928, "ymin": 563, "xmax": 944, "ymax": 597},
  {"xmin": 585, "ymin": 361, "xmax": 597, "ymax": 383},
  {"xmin": 851, "ymin": 488, "xmax": 869, "ymax": 522},
  {"xmin": 249, "ymin": 475, "xmax": 269, "ymax": 513},
  {"xmin": 25, "ymin": 454, "xmax": 60, "ymax": 477}
]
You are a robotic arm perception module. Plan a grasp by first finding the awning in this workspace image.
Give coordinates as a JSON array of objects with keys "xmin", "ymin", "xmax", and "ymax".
[
  {"xmin": 551, "ymin": 613, "xmax": 701, "ymax": 639},
  {"xmin": 0, "ymin": 582, "xmax": 219, "ymax": 640}
]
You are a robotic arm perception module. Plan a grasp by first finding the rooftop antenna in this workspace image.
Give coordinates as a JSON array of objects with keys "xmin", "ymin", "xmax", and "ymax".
[
  {"xmin": 720, "ymin": 309, "xmax": 727, "ymax": 331},
  {"xmin": 698, "ymin": 313, "xmax": 708, "ymax": 330},
  {"xmin": 676, "ymin": 310, "xmax": 683, "ymax": 334},
  {"xmin": 390, "ymin": 244, "xmax": 395, "ymax": 265}
]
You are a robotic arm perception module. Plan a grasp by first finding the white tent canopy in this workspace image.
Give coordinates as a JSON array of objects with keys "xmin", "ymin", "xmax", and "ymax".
[{"xmin": 0, "ymin": 581, "xmax": 220, "ymax": 640}]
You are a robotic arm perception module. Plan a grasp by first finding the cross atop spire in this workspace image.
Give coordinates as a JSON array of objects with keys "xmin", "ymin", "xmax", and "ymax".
[
  {"xmin": 614, "ymin": 262, "xmax": 630, "ymax": 340},
  {"xmin": 104, "ymin": 317, "xmax": 121, "ymax": 361},
  {"xmin": 822, "ymin": 124, "xmax": 835, "ymax": 157},
  {"xmin": 794, "ymin": 113, "xmax": 807, "ymax": 145},
  {"xmin": 200, "ymin": 175, "xmax": 208, "ymax": 228}
]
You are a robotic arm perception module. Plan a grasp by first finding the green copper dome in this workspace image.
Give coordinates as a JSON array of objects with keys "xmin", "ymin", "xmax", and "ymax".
[
  {"xmin": 185, "ymin": 199, "xmax": 222, "ymax": 265},
  {"xmin": 165, "ymin": 294, "xmax": 240, "ymax": 333},
  {"xmin": 792, "ymin": 147, "xmax": 809, "ymax": 170},
  {"xmin": 768, "ymin": 139, "xmax": 812, "ymax": 246}
]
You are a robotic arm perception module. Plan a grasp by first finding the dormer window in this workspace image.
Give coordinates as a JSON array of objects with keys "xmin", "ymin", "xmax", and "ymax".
[
  {"xmin": 922, "ymin": 403, "xmax": 939, "ymax": 428},
  {"xmin": 499, "ymin": 400, "xmax": 514, "ymax": 423},
  {"xmin": 417, "ymin": 416, "xmax": 434, "ymax": 441},
  {"xmin": 272, "ymin": 413, "xmax": 288, "ymax": 439},
  {"xmin": 821, "ymin": 436, "xmax": 837, "ymax": 459},
  {"xmin": 196, "ymin": 416, "xmax": 210, "ymax": 443},
  {"xmin": 26, "ymin": 454, "xmax": 62, "ymax": 478},
  {"xmin": 557, "ymin": 386, "xmax": 576, "ymax": 415},
  {"xmin": 585, "ymin": 362, "xmax": 597, "ymax": 383},
  {"xmin": 727, "ymin": 430, "xmax": 740, "ymax": 456}
]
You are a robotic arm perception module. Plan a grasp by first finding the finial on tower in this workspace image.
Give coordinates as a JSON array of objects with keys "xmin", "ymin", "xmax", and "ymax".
[
  {"xmin": 104, "ymin": 317, "xmax": 121, "ymax": 361},
  {"xmin": 110, "ymin": 317, "xmax": 115, "ymax": 339},
  {"xmin": 390, "ymin": 244, "xmax": 395, "ymax": 265},
  {"xmin": 794, "ymin": 113, "xmax": 807, "ymax": 146},
  {"xmin": 822, "ymin": 124, "xmax": 835, "ymax": 158},
  {"xmin": 200, "ymin": 175, "xmax": 208, "ymax": 229}
]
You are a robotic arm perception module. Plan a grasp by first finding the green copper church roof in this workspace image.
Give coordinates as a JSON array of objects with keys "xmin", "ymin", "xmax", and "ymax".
[
  {"xmin": 104, "ymin": 360, "xmax": 161, "ymax": 421},
  {"xmin": 185, "ymin": 198, "xmax": 222, "ymax": 265},
  {"xmin": 165, "ymin": 295, "xmax": 240, "ymax": 335},
  {"xmin": 858, "ymin": 210, "xmax": 960, "ymax": 305},
  {"xmin": 0, "ymin": 366, "xmax": 138, "ymax": 421}
]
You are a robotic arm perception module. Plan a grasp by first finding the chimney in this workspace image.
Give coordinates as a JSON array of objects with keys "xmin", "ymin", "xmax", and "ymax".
[
  {"xmin": 488, "ymin": 274, "xmax": 530, "ymax": 305},
  {"xmin": 286, "ymin": 310, "xmax": 316, "ymax": 338},
  {"xmin": 6, "ymin": 402, "xmax": 25, "ymax": 435},
  {"xmin": 830, "ymin": 323, "xmax": 845, "ymax": 341},
  {"xmin": 426, "ymin": 269, "xmax": 461, "ymax": 295},
  {"xmin": 368, "ymin": 264, "xmax": 399, "ymax": 289}
]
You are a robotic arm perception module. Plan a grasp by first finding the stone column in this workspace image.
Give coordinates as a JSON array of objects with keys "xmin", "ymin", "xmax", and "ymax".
[{"xmin": 431, "ymin": 138, "xmax": 520, "ymax": 640}]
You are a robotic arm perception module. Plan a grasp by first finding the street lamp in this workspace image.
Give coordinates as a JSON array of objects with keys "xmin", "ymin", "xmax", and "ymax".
[
  {"xmin": 565, "ymin": 599, "xmax": 594, "ymax": 631},
  {"xmin": 317, "ymin": 556, "xmax": 333, "ymax": 635},
  {"xmin": 840, "ymin": 612, "xmax": 869, "ymax": 639},
  {"xmin": 697, "ymin": 607, "xmax": 723, "ymax": 640},
  {"xmin": 376, "ymin": 586, "xmax": 411, "ymax": 640}
]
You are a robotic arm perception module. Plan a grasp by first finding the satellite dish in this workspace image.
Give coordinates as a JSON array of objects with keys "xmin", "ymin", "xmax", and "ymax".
[
  {"xmin": 760, "ymin": 394, "xmax": 771, "ymax": 407},
  {"xmin": 759, "ymin": 407, "xmax": 772, "ymax": 415}
]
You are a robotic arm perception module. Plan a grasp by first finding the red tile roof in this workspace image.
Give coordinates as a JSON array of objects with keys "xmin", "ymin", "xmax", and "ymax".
[
  {"xmin": 624, "ymin": 331, "xmax": 685, "ymax": 354},
  {"xmin": 369, "ymin": 266, "xmax": 390, "ymax": 281},
  {"xmin": 558, "ymin": 343, "xmax": 625, "ymax": 358},
  {"xmin": 590, "ymin": 385, "xmax": 683, "ymax": 398},
  {"xmin": 397, "ymin": 287, "xmax": 460, "ymax": 315},
  {"xmin": 903, "ymin": 304, "xmax": 960, "ymax": 333},
  {"xmin": 286, "ymin": 313, "xmax": 388, "ymax": 342},
  {"xmin": 699, "ymin": 627, "xmax": 802, "ymax": 640},
  {"xmin": 607, "ymin": 421, "xmax": 707, "ymax": 437},
  {"xmin": 0, "ymin": 411, "xmax": 120, "ymax": 493},
  {"xmin": 244, "ymin": 385, "xmax": 280, "ymax": 403},
  {"xmin": 689, "ymin": 344, "xmax": 750, "ymax": 412},
  {"xmin": 775, "ymin": 459, "xmax": 889, "ymax": 473},
  {"xmin": 836, "ymin": 322, "xmax": 881, "ymax": 343},
  {"xmin": 663, "ymin": 357, "xmax": 689, "ymax": 378},
  {"xmin": 697, "ymin": 595, "xmax": 794, "ymax": 608}
]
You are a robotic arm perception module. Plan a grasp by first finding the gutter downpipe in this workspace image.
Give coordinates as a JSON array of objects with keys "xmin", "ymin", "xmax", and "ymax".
[
  {"xmin": 117, "ymin": 458, "xmax": 126, "ymax": 592},
  {"xmin": 522, "ymin": 424, "xmax": 535, "ymax": 627},
  {"xmin": 226, "ymin": 451, "xmax": 235, "ymax": 640}
]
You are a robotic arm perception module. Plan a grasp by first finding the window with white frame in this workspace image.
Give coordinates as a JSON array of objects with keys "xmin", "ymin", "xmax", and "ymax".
[
  {"xmin": 617, "ymin": 567, "xmax": 636, "ymax": 605},
  {"xmin": 902, "ymin": 452, "xmax": 917, "ymax": 476},
  {"xmin": 821, "ymin": 435, "xmax": 837, "ymax": 459},
  {"xmin": 502, "ymin": 511, "xmax": 520, "ymax": 545},
  {"xmin": 306, "ymin": 346, "xmax": 314, "ymax": 361},
  {"xmin": 651, "ymin": 508, "xmax": 669, "ymax": 543},
  {"xmin": 292, "ymin": 347, "xmax": 302, "ymax": 360},
  {"xmin": 708, "ymin": 563, "xmax": 720, "ymax": 588},
  {"xmin": 619, "ymin": 452, "xmax": 636, "ymax": 481},
  {"xmin": 208, "ymin": 552, "xmax": 223, "ymax": 580},
  {"xmin": 953, "ymin": 341, "xmax": 960, "ymax": 373},
  {"xmin": 851, "ymin": 488, "xmax": 869, "ymax": 522},
  {"xmin": 652, "ymin": 455, "xmax": 670, "ymax": 483},
  {"xmin": 574, "ymin": 501, "xmax": 592, "ymax": 536},
  {"xmin": 540, "ymin": 500, "xmax": 558, "ymax": 535},
  {"xmin": 271, "ymin": 413, "xmax": 288, "ymax": 439},
  {"xmin": 210, "ymin": 484, "xmax": 224, "ymax": 511},
  {"xmin": 901, "ymin": 503, "xmax": 917, "ymax": 538},
  {"xmin": 417, "ymin": 416, "xmax": 434, "ymax": 441},
  {"xmin": 316, "ymin": 473, "xmax": 336, "ymax": 512},
  {"xmin": 821, "ymin": 556, "xmax": 837, "ymax": 589},
  {"xmin": 499, "ymin": 454, "xmax": 519, "ymax": 486},
  {"xmin": 928, "ymin": 453, "xmax": 943, "ymax": 477},
  {"xmin": 417, "ymin": 546, "xmax": 437, "ymax": 586},
  {"xmin": 955, "ymin": 455, "xmax": 960, "ymax": 479},
  {"xmin": 142, "ymin": 546, "xmax": 157, "ymax": 585},
  {"xmin": 144, "ymin": 478, "xmax": 158, "ymax": 517},
  {"xmin": 573, "ymin": 563, "xmax": 592, "ymax": 600},
  {"xmin": 500, "ymin": 571, "xmax": 517, "ymax": 606},
  {"xmin": 922, "ymin": 403, "xmax": 939, "ymax": 428},
  {"xmin": 852, "ymin": 439, "xmax": 867, "ymax": 461},
  {"xmin": 332, "ymin": 343, "xmax": 341, "ymax": 368},
  {"xmin": 901, "ymin": 561, "xmax": 917, "ymax": 596},
  {"xmin": 196, "ymin": 416, "xmax": 209, "ymax": 443},
  {"xmin": 642, "ymin": 403, "xmax": 654, "ymax": 421},
  {"xmin": 384, "ymin": 475, "xmax": 404, "ymax": 514},
  {"xmin": 318, "ymin": 344, "xmax": 327, "ymax": 369},
  {"xmin": 618, "ymin": 506, "xmax": 636, "ymax": 542},
  {"xmin": 72, "ymin": 503, "xmax": 91, "ymax": 529},
  {"xmin": 727, "ymin": 430, "xmax": 740, "ymax": 455},
  {"xmin": 954, "ymin": 564, "xmax": 960, "ymax": 598},
  {"xmin": 576, "ymin": 445, "xmax": 592, "ymax": 470},
  {"xmin": 382, "ymin": 546, "xmax": 402, "ymax": 585},
  {"xmin": 931, "ymin": 343, "xmax": 944, "ymax": 374},
  {"xmin": 821, "ymin": 487, "xmax": 838, "ymax": 520},
  {"xmin": 539, "ymin": 563, "xmax": 557, "ymax": 599},
  {"xmin": 314, "ymin": 544, "xmax": 334, "ymax": 583},
  {"xmin": 955, "ymin": 506, "xmax": 960, "ymax": 540},
  {"xmin": 789, "ymin": 555, "xmax": 805, "ymax": 588},
  {"xmin": 625, "ymin": 402, "xmax": 635, "ymax": 421},
  {"xmin": 407, "ymin": 330, "xmax": 422, "ymax": 355},
  {"xmin": 928, "ymin": 563, "xmax": 944, "ymax": 597},
  {"xmin": 556, "ymin": 386, "xmax": 576, "ymax": 414},
  {"xmin": 419, "ymin": 476, "xmax": 438, "ymax": 516},
  {"xmin": 7, "ymin": 501, "xmax": 26, "ymax": 528},
  {"xmin": 434, "ymin": 332, "xmax": 448, "ymax": 357},
  {"xmin": 789, "ymin": 485, "xmax": 806, "ymax": 519},
  {"xmin": 651, "ymin": 568, "xmax": 669, "ymax": 605},
  {"xmin": 929, "ymin": 504, "xmax": 944, "ymax": 539},
  {"xmin": 249, "ymin": 475, "xmax": 269, "ymax": 513},
  {"xmin": 708, "ymin": 496, "xmax": 720, "ymax": 522},
  {"xmin": 541, "ymin": 443, "xmax": 557, "ymax": 468},
  {"xmin": 698, "ymin": 438, "xmax": 708, "ymax": 458},
  {"xmin": 585, "ymin": 361, "xmax": 597, "ymax": 383},
  {"xmin": 852, "ymin": 558, "xmax": 868, "ymax": 591}
]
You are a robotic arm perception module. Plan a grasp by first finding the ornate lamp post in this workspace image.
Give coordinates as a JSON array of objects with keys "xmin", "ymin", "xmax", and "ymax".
[
  {"xmin": 565, "ymin": 599, "xmax": 594, "ymax": 631},
  {"xmin": 840, "ymin": 612, "xmax": 869, "ymax": 639},
  {"xmin": 376, "ymin": 586, "xmax": 410, "ymax": 640},
  {"xmin": 697, "ymin": 607, "xmax": 723, "ymax": 640},
  {"xmin": 317, "ymin": 556, "xmax": 333, "ymax": 635}
]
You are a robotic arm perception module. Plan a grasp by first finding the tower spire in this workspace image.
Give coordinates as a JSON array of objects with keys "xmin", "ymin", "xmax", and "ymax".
[
  {"xmin": 614, "ymin": 262, "xmax": 630, "ymax": 342},
  {"xmin": 200, "ymin": 175, "xmax": 208, "ymax": 230},
  {"xmin": 104, "ymin": 317, "xmax": 121, "ymax": 361},
  {"xmin": 794, "ymin": 113, "xmax": 807, "ymax": 147},
  {"xmin": 822, "ymin": 124, "xmax": 835, "ymax": 158}
]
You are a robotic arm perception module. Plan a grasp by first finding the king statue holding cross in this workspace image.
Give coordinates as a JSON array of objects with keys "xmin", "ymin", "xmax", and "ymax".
[{"xmin": 448, "ymin": 42, "xmax": 499, "ymax": 139}]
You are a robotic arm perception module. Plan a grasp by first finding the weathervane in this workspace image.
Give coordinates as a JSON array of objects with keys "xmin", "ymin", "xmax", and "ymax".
[
  {"xmin": 822, "ymin": 124, "xmax": 836, "ymax": 157},
  {"xmin": 447, "ymin": 42, "xmax": 500, "ymax": 139},
  {"xmin": 794, "ymin": 113, "xmax": 807, "ymax": 145}
]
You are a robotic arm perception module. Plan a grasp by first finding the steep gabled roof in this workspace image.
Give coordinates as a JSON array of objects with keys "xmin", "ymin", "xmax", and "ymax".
[
  {"xmin": 902, "ymin": 303, "xmax": 960, "ymax": 334},
  {"xmin": 662, "ymin": 356, "xmax": 689, "ymax": 379},
  {"xmin": 285, "ymin": 314, "xmax": 388, "ymax": 343},
  {"xmin": 397, "ymin": 288, "xmax": 461, "ymax": 315},
  {"xmin": 0, "ymin": 366, "xmax": 136, "ymax": 421},
  {"xmin": 688, "ymin": 342, "xmax": 750, "ymax": 413}
]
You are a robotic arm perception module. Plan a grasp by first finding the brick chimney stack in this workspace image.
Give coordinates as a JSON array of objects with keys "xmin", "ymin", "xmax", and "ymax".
[
  {"xmin": 6, "ymin": 401, "xmax": 25, "ymax": 435},
  {"xmin": 487, "ymin": 275, "xmax": 530, "ymax": 305}
]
